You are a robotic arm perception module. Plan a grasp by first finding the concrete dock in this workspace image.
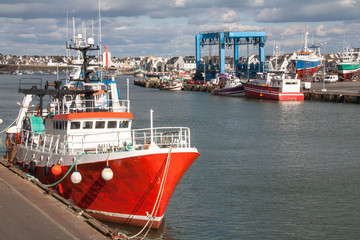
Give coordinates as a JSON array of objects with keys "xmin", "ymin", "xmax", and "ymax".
[
  {"xmin": 134, "ymin": 79, "xmax": 360, "ymax": 103},
  {"xmin": 0, "ymin": 158, "xmax": 116, "ymax": 240},
  {"xmin": 304, "ymin": 82, "xmax": 360, "ymax": 104}
]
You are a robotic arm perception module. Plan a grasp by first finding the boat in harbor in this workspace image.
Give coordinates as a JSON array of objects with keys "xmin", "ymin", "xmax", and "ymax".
[
  {"xmin": 159, "ymin": 79, "xmax": 183, "ymax": 91},
  {"xmin": 336, "ymin": 46, "xmax": 360, "ymax": 81},
  {"xmin": 291, "ymin": 31, "xmax": 322, "ymax": 79},
  {"xmin": 134, "ymin": 68, "xmax": 146, "ymax": 78},
  {"xmin": 4, "ymin": 27, "xmax": 199, "ymax": 229},
  {"xmin": 212, "ymin": 74, "xmax": 244, "ymax": 96},
  {"xmin": 242, "ymin": 71, "xmax": 304, "ymax": 101}
]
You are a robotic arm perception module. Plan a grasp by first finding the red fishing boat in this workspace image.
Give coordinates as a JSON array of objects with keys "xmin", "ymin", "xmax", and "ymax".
[
  {"xmin": 5, "ymin": 24, "xmax": 199, "ymax": 229},
  {"xmin": 242, "ymin": 71, "xmax": 304, "ymax": 101}
]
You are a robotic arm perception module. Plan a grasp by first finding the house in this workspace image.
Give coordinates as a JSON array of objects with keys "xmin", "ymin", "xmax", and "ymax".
[
  {"xmin": 166, "ymin": 56, "xmax": 184, "ymax": 72},
  {"xmin": 183, "ymin": 56, "xmax": 196, "ymax": 72}
]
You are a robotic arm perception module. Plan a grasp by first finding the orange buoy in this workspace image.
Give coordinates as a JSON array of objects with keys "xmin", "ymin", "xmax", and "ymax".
[{"xmin": 51, "ymin": 165, "xmax": 62, "ymax": 176}]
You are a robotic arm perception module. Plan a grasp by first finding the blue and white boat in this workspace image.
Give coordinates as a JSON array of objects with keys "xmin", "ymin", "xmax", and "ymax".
[{"xmin": 291, "ymin": 31, "xmax": 321, "ymax": 79}]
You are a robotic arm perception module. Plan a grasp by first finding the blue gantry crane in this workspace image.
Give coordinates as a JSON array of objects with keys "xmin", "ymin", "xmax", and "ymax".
[{"xmin": 195, "ymin": 30, "xmax": 266, "ymax": 79}]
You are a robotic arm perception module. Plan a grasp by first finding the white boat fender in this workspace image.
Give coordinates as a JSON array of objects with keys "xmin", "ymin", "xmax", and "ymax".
[
  {"xmin": 71, "ymin": 170, "xmax": 82, "ymax": 184},
  {"xmin": 101, "ymin": 166, "xmax": 113, "ymax": 181}
]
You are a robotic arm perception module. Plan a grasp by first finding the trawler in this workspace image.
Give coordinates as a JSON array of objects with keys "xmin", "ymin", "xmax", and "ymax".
[{"xmin": 5, "ymin": 30, "xmax": 199, "ymax": 229}]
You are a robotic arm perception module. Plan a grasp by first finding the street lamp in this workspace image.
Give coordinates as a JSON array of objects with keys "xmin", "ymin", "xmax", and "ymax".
[{"xmin": 321, "ymin": 42, "xmax": 327, "ymax": 92}]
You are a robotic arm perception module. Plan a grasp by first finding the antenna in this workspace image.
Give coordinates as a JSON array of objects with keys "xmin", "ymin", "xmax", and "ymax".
[
  {"xmin": 66, "ymin": 12, "xmax": 69, "ymax": 46},
  {"xmin": 98, "ymin": 0, "xmax": 102, "ymax": 53},
  {"xmin": 66, "ymin": 12, "xmax": 69, "ymax": 80},
  {"xmin": 92, "ymin": 19, "xmax": 94, "ymax": 39},
  {"xmin": 98, "ymin": 0, "xmax": 102, "ymax": 80},
  {"xmin": 82, "ymin": 21, "xmax": 86, "ymax": 44},
  {"xmin": 72, "ymin": 17, "xmax": 76, "ymax": 44}
]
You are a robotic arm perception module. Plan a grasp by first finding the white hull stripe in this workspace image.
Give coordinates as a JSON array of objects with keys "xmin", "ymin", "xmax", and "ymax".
[
  {"xmin": 244, "ymin": 87, "xmax": 303, "ymax": 96},
  {"xmin": 85, "ymin": 209, "xmax": 164, "ymax": 222}
]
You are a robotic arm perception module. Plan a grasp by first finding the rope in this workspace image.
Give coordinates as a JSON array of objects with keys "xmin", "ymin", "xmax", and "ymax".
[
  {"xmin": 125, "ymin": 146, "xmax": 172, "ymax": 240},
  {"xmin": 26, "ymin": 152, "xmax": 86, "ymax": 188},
  {"xmin": 0, "ymin": 118, "xmax": 17, "ymax": 134}
]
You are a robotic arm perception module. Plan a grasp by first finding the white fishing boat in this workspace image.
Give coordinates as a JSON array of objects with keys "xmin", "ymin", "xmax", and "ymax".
[
  {"xmin": 212, "ymin": 74, "xmax": 244, "ymax": 96},
  {"xmin": 336, "ymin": 46, "xmax": 360, "ymax": 81},
  {"xmin": 159, "ymin": 80, "xmax": 183, "ymax": 91}
]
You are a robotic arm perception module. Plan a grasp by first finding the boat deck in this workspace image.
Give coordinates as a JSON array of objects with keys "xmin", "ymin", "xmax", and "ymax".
[{"xmin": 0, "ymin": 158, "xmax": 114, "ymax": 239}]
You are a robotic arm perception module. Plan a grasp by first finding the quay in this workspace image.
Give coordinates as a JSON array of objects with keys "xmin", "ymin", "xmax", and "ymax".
[
  {"xmin": 0, "ymin": 158, "xmax": 117, "ymax": 239},
  {"xmin": 134, "ymin": 79, "xmax": 360, "ymax": 104},
  {"xmin": 304, "ymin": 82, "xmax": 360, "ymax": 104}
]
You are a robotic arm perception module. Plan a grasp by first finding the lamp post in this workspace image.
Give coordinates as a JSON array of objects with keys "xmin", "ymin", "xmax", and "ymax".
[{"xmin": 321, "ymin": 42, "xmax": 327, "ymax": 92}]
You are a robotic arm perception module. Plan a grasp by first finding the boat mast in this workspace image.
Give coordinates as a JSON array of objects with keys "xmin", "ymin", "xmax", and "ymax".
[
  {"xmin": 98, "ymin": 0, "xmax": 102, "ymax": 80},
  {"xmin": 67, "ymin": 29, "xmax": 99, "ymax": 111}
]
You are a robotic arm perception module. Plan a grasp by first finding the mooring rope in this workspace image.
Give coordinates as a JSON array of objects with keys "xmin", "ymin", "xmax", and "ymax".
[
  {"xmin": 124, "ymin": 146, "xmax": 172, "ymax": 240},
  {"xmin": 26, "ymin": 152, "xmax": 86, "ymax": 188}
]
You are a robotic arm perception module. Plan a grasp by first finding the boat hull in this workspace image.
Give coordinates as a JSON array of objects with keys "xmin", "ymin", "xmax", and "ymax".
[
  {"xmin": 160, "ymin": 86, "xmax": 182, "ymax": 91},
  {"xmin": 242, "ymin": 83, "xmax": 304, "ymax": 101},
  {"xmin": 292, "ymin": 59, "xmax": 321, "ymax": 79},
  {"xmin": 212, "ymin": 85, "xmax": 245, "ymax": 96},
  {"xmin": 337, "ymin": 63, "xmax": 360, "ymax": 81},
  {"xmin": 15, "ymin": 147, "xmax": 199, "ymax": 228}
]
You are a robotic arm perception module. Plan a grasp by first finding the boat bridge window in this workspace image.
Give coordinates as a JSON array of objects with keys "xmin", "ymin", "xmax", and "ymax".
[
  {"xmin": 107, "ymin": 121, "xmax": 117, "ymax": 128},
  {"xmin": 70, "ymin": 121, "xmax": 81, "ymax": 129},
  {"xmin": 95, "ymin": 121, "xmax": 105, "ymax": 129},
  {"xmin": 67, "ymin": 120, "xmax": 129, "ymax": 130},
  {"xmin": 119, "ymin": 121, "xmax": 129, "ymax": 128},
  {"xmin": 83, "ymin": 121, "xmax": 93, "ymax": 129}
]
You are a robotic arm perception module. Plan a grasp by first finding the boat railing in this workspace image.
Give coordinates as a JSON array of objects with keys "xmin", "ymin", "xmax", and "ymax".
[
  {"xmin": 131, "ymin": 127, "xmax": 191, "ymax": 149},
  {"xmin": 19, "ymin": 127, "xmax": 191, "ymax": 155},
  {"xmin": 51, "ymin": 99, "xmax": 130, "ymax": 114}
]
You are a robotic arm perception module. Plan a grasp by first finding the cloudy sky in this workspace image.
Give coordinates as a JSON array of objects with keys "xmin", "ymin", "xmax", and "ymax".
[{"xmin": 1, "ymin": 0, "xmax": 360, "ymax": 58}]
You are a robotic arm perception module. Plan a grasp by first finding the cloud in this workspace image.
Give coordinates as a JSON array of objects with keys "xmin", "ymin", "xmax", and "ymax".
[
  {"xmin": 254, "ymin": 0, "xmax": 360, "ymax": 23},
  {"xmin": 217, "ymin": 10, "xmax": 238, "ymax": 23},
  {"xmin": 0, "ymin": 0, "xmax": 360, "ymax": 56}
]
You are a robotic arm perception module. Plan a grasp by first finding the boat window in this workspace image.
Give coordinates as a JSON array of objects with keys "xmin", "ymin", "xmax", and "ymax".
[
  {"xmin": 107, "ymin": 121, "xmax": 117, "ymax": 128},
  {"xmin": 95, "ymin": 121, "xmax": 105, "ymax": 129},
  {"xmin": 53, "ymin": 120, "xmax": 67, "ymax": 130},
  {"xmin": 83, "ymin": 121, "xmax": 93, "ymax": 129},
  {"xmin": 119, "ymin": 121, "xmax": 129, "ymax": 128},
  {"xmin": 70, "ymin": 121, "xmax": 81, "ymax": 129}
]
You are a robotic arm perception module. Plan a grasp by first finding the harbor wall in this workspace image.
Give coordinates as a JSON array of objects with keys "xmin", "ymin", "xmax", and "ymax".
[
  {"xmin": 304, "ymin": 91, "xmax": 360, "ymax": 104},
  {"xmin": 134, "ymin": 79, "xmax": 360, "ymax": 104}
]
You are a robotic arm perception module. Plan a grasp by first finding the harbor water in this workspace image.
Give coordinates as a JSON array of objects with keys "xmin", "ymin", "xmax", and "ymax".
[{"xmin": 1, "ymin": 74, "xmax": 359, "ymax": 239}]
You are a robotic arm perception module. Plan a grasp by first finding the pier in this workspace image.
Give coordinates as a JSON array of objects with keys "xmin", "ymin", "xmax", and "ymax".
[
  {"xmin": 0, "ymin": 158, "xmax": 115, "ymax": 239},
  {"xmin": 134, "ymin": 79, "xmax": 360, "ymax": 104}
]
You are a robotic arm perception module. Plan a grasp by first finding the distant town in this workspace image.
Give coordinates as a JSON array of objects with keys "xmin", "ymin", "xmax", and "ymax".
[
  {"xmin": 0, "ymin": 53, "xmax": 201, "ymax": 74},
  {"xmin": 0, "ymin": 51, "xmax": 351, "ymax": 79}
]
